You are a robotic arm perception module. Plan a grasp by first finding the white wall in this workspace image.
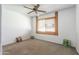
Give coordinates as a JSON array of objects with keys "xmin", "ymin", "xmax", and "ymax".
[
  {"xmin": 0, "ymin": 4, "xmax": 1, "ymax": 54},
  {"xmin": 32, "ymin": 6, "xmax": 76, "ymax": 47},
  {"xmin": 1, "ymin": 5, "xmax": 32, "ymax": 45},
  {"xmin": 76, "ymin": 5, "xmax": 79, "ymax": 53}
]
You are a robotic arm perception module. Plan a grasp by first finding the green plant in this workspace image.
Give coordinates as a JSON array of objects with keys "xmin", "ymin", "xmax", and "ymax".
[{"xmin": 63, "ymin": 39, "xmax": 71, "ymax": 47}]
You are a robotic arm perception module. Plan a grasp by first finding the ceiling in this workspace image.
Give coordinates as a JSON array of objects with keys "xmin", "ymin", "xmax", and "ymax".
[{"xmin": 3, "ymin": 4, "xmax": 75, "ymax": 17}]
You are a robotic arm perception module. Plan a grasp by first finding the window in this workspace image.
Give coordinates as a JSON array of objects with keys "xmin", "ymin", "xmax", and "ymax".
[{"xmin": 36, "ymin": 12, "xmax": 58, "ymax": 35}]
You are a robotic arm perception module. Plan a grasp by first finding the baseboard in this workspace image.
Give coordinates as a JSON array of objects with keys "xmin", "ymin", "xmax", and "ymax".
[
  {"xmin": 2, "ymin": 38, "xmax": 30, "ymax": 47},
  {"xmin": 35, "ymin": 38, "xmax": 63, "ymax": 46},
  {"xmin": 35, "ymin": 38, "xmax": 76, "ymax": 48}
]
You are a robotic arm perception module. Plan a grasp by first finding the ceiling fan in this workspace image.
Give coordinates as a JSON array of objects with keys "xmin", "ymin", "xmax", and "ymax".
[{"xmin": 23, "ymin": 4, "xmax": 46, "ymax": 14}]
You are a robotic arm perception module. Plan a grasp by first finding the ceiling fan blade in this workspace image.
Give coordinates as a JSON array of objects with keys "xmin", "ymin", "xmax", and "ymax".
[
  {"xmin": 27, "ymin": 11, "xmax": 34, "ymax": 14},
  {"xmin": 37, "ymin": 10, "xmax": 46, "ymax": 13},
  {"xmin": 31, "ymin": 4, "xmax": 36, "ymax": 6},
  {"xmin": 24, "ymin": 5, "xmax": 33, "ymax": 10}
]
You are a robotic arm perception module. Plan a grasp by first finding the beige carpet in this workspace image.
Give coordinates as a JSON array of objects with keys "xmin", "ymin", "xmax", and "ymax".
[{"xmin": 3, "ymin": 39, "xmax": 78, "ymax": 55}]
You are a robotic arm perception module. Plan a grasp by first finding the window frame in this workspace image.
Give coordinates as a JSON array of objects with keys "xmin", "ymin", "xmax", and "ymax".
[{"xmin": 36, "ymin": 12, "xmax": 58, "ymax": 35}]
